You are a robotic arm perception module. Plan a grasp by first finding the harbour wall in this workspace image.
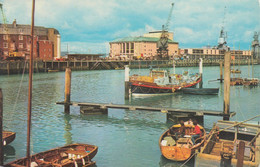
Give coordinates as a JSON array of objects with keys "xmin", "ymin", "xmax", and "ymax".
[{"xmin": 0, "ymin": 58, "xmax": 259, "ymax": 75}]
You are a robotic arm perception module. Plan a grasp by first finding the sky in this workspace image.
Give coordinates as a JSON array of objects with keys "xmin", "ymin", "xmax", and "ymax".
[{"xmin": 1, "ymin": 0, "xmax": 260, "ymax": 54}]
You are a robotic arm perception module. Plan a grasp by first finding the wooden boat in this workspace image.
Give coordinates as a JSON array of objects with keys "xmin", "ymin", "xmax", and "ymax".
[
  {"xmin": 230, "ymin": 77, "xmax": 243, "ymax": 86},
  {"xmin": 231, "ymin": 69, "xmax": 241, "ymax": 74},
  {"xmin": 47, "ymin": 69, "xmax": 59, "ymax": 73},
  {"xmin": 195, "ymin": 120, "xmax": 260, "ymax": 167},
  {"xmin": 182, "ymin": 88, "xmax": 219, "ymax": 95},
  {"xmin": 5, "ymin": 143, "xmax": 98, "ymax": 167},
  {"xmin": 243, "ymin": 78, "xmax": 259, "ymax": 86},
  {"xmin": 159, "ymin": 121, "xmax": 206, "ymax": 161},
  {"xmin": 2, "ymin": 131, "xmax": 16, "ymax": 146},
  {"xmin": 130, "ymin": 69, "xmax": 201, "ymax": 96}
]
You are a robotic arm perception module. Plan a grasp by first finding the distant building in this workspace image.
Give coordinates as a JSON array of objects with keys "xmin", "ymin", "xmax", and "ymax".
[
  {"xmin": 179, "ymin": 48, "xmax": 251, "ymax": 60},
  {"xmin": 67, "ymin": 54, "xmax": 105, "ymax": 61},
  {"xmin": 109, "ymin": 31, "xmax": 179, "ymax": 60},
  {"xmin": 0, "ymin": 19, "xmax": 60, "ymax": 60}
]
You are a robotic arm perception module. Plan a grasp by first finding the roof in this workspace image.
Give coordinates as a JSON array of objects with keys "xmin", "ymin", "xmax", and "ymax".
[{"xmin": 110, "ymin": 36, "xmax": 178, "ymax": 44}]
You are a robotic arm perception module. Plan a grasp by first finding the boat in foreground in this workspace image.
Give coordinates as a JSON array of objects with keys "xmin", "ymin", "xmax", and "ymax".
[
  {"xmin": 159, "ymin": 121, "xmax": 206, "ymax": 161},
  {"xmin": 182, "ymin": 88, "xmax": 219, "ymax": 95},
  {"xmin": 195, "ymin": 120, "xmax": 260, "ymax": 167},
  {"xmin": 130, "ymin": 69, "xmax": 201, "ymax": 96},
  {"xmin": 6, "ymin": 143, "xmax": 98, "ymax": 167},
  {"xmin": 2, "ymin": 131, "xmax": 16, "ymax": 146}
]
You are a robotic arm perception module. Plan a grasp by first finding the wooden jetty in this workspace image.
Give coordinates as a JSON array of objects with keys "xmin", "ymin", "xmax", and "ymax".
[{"xmin": 56, "ymin": 101, "xmax": 236, "ymax": 123}]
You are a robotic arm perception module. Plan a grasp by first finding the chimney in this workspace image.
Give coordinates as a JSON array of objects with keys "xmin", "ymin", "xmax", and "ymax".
[{"xmin": 12, "ymin": 19, "xmax": 17, "ymax": 28}]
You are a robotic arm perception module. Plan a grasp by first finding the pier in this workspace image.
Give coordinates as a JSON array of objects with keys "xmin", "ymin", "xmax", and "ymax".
[
  {"xmin": 1, "ymin": 58, "xmax": 259, "ymax": 75},
  {"xmin": 56, "ymin": 101, "xmax": 236, "ymax": 123}
]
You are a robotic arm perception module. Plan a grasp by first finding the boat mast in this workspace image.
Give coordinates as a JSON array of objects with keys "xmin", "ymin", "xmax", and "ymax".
[{"xmin": 26, "ymin": 0, "xmax": 35, "ymax": 166}]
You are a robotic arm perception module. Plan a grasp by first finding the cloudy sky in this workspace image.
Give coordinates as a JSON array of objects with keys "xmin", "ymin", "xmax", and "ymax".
[{"xmin": 2, "ymin": 0, "xmax": 260, "ymax": 54}]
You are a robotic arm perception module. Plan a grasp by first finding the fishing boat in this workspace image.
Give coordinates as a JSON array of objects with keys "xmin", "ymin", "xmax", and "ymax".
[
  {"xmin": 231, "ymin": 69, "xmax": 241, "ymax": 74},
  {"xmin": 159, "ymin": 120, "xmax": 206, "ymax": 161},
  {"xmin": 230, "ymin": 77, "xmax": 243, "ymax": 86},
  {"xmin": 2, "ymin": 131, "xmax": 16, "ymax": 146},
  {"xmin": 195, "ymin": 120, "xmax": 260, "ymax": 167},
  {"xmin": 130, "ymin": 69, "xmax": 201, "ymax": 96},
  {"xmin": 182, "ymin": 88, "xmax": 219, "ymax": 95},
  {"xmin": 5, "ymin": 143, "xmax": 98, "ymax": 167},
  {"xmin": 243, "ymin": 78, "xmax": 259, "ymax": 86}
]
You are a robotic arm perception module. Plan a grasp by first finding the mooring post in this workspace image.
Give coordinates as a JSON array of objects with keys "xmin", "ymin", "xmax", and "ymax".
[
  {"xmin": 125, "ymin": 65, "xmax": 130, "ymax": 99},
  {"xmin": 220, "ymin": 61, "xmax": 223, "ymax": 83},
  {"xmin": 223, "ymin": 51, "xmax": 231, "ymax": 120},
  {"xmin": 237, "ymin": 141, "xmax": 245, "ymax": 167},
  {"xmin": 0, "ymin": 89, "xmax": 3, "ymax": 166},
  {"xmin": 64, "ymin": 68, "xmax": 71, "ymax": 113},
  {"xmin": 199, "ymin": 58, "xmax": 203, "ymax": 88}
]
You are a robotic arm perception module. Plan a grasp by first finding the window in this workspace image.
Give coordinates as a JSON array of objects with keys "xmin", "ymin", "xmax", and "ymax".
[
  {"xmin": 3, "ymin": 43, "xmax": 8, "ymax": 48},
  {"xmin": 19, "ymin": 35, "xmax": 23, "ymax": 40},
  {"xmin": 3, "ymin": 35, "xmax": 8, "ymax": 40},
  {"xmin": 19, "ymin": 29, "xmax": 23, "ymax": 33},
  {"xmin": 19, "ymin": 43, "xmax": 23, "ymax": 48}
]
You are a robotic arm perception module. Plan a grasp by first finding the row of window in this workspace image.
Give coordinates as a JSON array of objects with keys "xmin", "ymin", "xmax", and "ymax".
[{"xmin": 3, "ymin": 35, "xmax": 24, "ymax": 40}]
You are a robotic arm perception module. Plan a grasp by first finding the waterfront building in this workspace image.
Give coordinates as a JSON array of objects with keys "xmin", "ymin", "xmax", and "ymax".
[
  {"xmin": 109, "ymin": 31, "xmax": 179, "ymax": 60},
  {"xmin": 179, "ymin": 47, "xmax": 251, "ymax": 60},
  {"xmin": 0, "ymin": 19, "xmax": 60, "ymax": 60}
]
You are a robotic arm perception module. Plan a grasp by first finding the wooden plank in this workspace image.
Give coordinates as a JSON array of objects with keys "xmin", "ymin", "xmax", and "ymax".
[{"xmin": 56, "ymin": 101, "xmax": 235, "ymax": 117}]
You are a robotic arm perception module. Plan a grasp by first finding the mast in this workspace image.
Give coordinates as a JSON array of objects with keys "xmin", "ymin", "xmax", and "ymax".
[{"xmin": 26, "ymin": 0, "xmax": 35, "ymax": 166}]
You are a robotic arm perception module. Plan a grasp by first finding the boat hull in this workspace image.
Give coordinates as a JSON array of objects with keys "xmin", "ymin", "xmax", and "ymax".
[
  {"xmin": 5, "ymin": 143, "xmax": 98, "ymax": 167},
  {"xmin": 3, "ymin": 131, "xmax": 16, "ymax": 146},
  {"xmin": 130, "ymin": 77, "xmax": 201, "ymax": 96},
  {"xmin": 182, "ymin": 88, "xmax": 219, "ymax": 95},
  {"xmin": 159, "ymin": 122, "xmax": 206, "ymax": 161}
]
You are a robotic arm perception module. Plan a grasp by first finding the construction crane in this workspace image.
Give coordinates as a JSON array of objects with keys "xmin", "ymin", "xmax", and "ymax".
[
  {"xmin": 157, "ymin": 2, "xmax": 174, "ymax": 60},
  {"xmin": 0, "ymin": 3, "xmax": 24, "ymax": 60}
]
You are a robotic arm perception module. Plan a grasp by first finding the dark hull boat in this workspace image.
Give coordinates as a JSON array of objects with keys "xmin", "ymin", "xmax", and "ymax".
[
  {"xmin": 159, "ymin": 121, "xmax": 206, "ymax": 161},
  {"xmin": 130, "ymin": 69, "xmax": 201, "ymax": 96},
  {"xmin": 2, "ymin": 131, "xmax": 16, "ymax": 146},
  {"xmin": 182, "ymin": 88, "xmax": 219, "ymax": 95},
  {"xmin": 6, "ymin": 143, "xmax": 98, "ymax": 167}
]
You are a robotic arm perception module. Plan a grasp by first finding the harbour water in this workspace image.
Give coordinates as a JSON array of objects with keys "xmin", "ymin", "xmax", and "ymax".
[{"xmin": 0, "ymin": 65, "xmax": 260, "ymax": 167}]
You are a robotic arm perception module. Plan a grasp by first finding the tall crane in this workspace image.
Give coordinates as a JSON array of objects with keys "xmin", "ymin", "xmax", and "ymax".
[
  {"xmin": 0, "ymin": 2, "xmax": 10, "ymax": 60},
  {"xmin": 157, "ymin": 2, "xmax": 174, "ymax": 60}
]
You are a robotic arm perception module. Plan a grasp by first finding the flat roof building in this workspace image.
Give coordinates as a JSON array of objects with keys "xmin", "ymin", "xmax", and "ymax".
[{"xmin": 109, "ymin": 31, "xmax": 179, "ymax": 60}]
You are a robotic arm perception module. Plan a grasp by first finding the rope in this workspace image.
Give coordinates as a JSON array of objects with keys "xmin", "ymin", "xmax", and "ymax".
[
  {"xmin": 179, "ymin": 152, "xmax": 198, "ymax": 167},
  {"xmin": 12, "ymin": 60, "xmax": 27, "ymax": 113}
]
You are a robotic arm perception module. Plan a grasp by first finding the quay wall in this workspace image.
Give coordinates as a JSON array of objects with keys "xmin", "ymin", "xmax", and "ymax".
[{"xmin": 0, "ymin": 58, "xmax": 259, "ymax": 75}]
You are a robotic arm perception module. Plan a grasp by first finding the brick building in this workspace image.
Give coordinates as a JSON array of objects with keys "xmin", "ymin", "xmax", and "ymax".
[{"xmin": 0, "ymin": 19, "xmax": 60, "ymax": 61}]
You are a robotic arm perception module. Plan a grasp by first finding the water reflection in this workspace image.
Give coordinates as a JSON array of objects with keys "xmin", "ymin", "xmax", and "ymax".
[
  {"xmin": 3, "ymin": 145, "xmax": 16, "ymax": 162},
  {"xmin": 159, "ymin": 155, "xmax": 194, "ymax": 167},
  {"xmin": 63, "ymin": 114, "xmax": 73, "ymax": 145}
]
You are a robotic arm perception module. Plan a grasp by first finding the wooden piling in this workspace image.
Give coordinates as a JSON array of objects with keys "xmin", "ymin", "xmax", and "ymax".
[
  {"xmin": 223, "ymin": 51, "xmax": 231, "ymax": 120},
  {"xmin": 125, "ymin": 65, "xmax": 130, "ymax": 99},
  {"xmin": 199, "ymin": 58, "xmax": 203, "ymax": 88},
  {"xmin": 0, "ymin": 88, "xmax": 3, "ymax": 166},
  {"xmin": 255, "ymin": 136, "xmax": 260, "ymax": 165},
  {"xmin": 220, "ymin": 61, "xmax": 223, "ymax": 83},
  {"xmin": 7, "ymin": 62, "xmax": 10, "ymax": 75},
  {"xmin": 64, "ymin": 68, "xmax": 71, "ymax": 113},
  {"xmin": 237, "ymin": 141, "xmax": 245, "ymax": 167}
]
